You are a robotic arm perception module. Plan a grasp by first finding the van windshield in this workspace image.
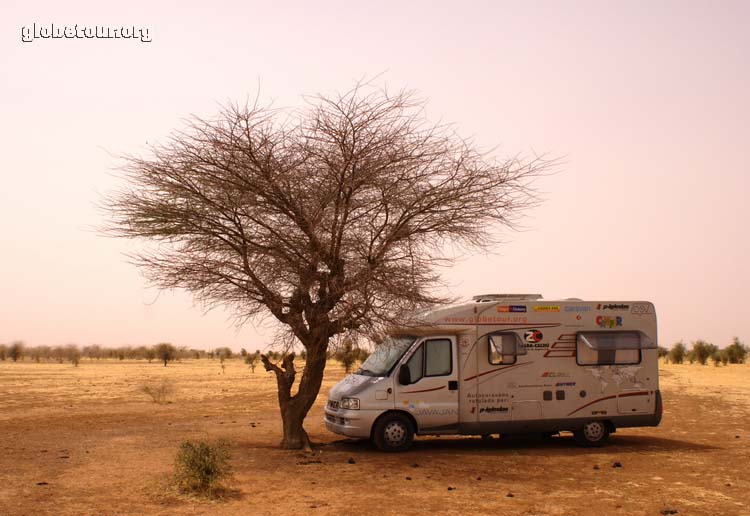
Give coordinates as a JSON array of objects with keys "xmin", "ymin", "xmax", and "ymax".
[{"xmin": 355, "ymin": 336, "xmax": 416, "ymax": 377}]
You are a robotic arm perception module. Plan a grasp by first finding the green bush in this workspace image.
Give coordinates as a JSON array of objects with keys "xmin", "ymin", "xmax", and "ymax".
[
  {"xmin": 174, "ymin": 439, "xmax": 232, "ymax": 497},
  {"xmin": 691, "ymin": 340, "xmax": 717, "ymax": 366},
  {"xmin": 668, "ymin": 341, "xmax": 686, "ymax": 364},
  {"xmin": 725, "ymin": 337, "xmax": 747, "ymax": 364}
]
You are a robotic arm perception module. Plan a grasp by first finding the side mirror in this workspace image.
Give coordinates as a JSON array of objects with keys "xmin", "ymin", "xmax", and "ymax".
[{"xmin": 398, "ymin": 365, "xmax": 411, "ymax": 385}]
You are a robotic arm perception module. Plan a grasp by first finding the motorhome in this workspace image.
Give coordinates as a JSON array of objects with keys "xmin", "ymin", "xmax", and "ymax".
[{"xmin": 325, "ymin": 294, "xmax": 661, "ymax": 451}]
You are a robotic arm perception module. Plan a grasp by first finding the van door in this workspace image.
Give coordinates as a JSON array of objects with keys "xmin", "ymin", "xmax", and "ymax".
[{"xmin": 394, "ymin": 336, "xmax": 459, "ymax": 434}]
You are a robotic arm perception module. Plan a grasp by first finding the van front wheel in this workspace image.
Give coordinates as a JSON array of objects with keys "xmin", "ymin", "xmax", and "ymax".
[
  {"xmin": 574, "ymin": 421, "xmax": 609, "ymax": 447},
  {"xmin": 373, "ymin": 413, "xmax": 414, "ymax": 452}
]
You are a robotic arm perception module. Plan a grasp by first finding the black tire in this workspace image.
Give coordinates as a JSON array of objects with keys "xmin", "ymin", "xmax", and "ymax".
[
  {"xmin": 372, "ymin": 413, "xmax": 414, "ymax": 452},
  {"xmin": 574, "ymin": 421, "xmax": 610, "ymax": 447}
]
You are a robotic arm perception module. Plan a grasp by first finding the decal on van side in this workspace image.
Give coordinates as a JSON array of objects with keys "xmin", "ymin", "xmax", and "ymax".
[
  {"xmin": 567, "ymin": 391, "xmax": 649, "ymax": 416},
  {"xmin": 586, "ymin": 365, "xmax": 643, "ymax": 393},
  {"xmin": 543, "ymin": 334, "xmax": 577, "ymax": 358}
]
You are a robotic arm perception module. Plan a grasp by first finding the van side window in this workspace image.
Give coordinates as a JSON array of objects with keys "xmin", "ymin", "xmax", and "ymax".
[
  {"xmin": 404, "ymin": 339, "xmax": 453, "ymax": 382},
  {"xmin": 425, "ymin": 339, "xmax": 452, "ymax": 376},
  {"xmin": 489, "ymin": 333, "xmax": 519, "ymax": 365},
  {"xmin": 405, "ymin": 344, "xmax": 424, "ymax": 383},
  {"xmin": 576, "ymin": 332, "xmax": 641, "ymax": 365}
]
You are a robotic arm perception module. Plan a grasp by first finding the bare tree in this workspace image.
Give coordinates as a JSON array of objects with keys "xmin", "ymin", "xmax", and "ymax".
[
  {"xmin": 154, "ymin": 342, "xmax": 176, "ymax": 367},
  {"xmin": 104, "ymin": 86, "xmax": 549, "ymax": 449},
  {"xmin": 8, "ymin": 341, "xmax": 24, "ymax": 362}
]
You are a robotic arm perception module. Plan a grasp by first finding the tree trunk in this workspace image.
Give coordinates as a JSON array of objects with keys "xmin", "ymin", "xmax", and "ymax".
[{"xmin": 262, "ymin": 337, "xmax": 329, "ymax": 450}]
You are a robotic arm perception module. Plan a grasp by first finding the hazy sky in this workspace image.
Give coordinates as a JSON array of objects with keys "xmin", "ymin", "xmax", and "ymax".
[{"xmin": 1, "ymin": 0, "xmax": 748, "ymax": 351}]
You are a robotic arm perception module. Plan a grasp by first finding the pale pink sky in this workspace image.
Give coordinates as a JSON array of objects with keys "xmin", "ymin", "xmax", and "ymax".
[{"xmin": 1, "ymin": 0, "xmax": 748, "ymax": 351}]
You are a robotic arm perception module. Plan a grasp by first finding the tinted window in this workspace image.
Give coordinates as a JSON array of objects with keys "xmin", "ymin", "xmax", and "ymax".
[
  {"xmin": 405, "ymin": 343, "xmax": 424, "ymax": 383},
  {"xmin": 425, "ymin": 339, "xmax": 452, "ymax": 376},
  {"xmin": 577, "ymin": 332, "xmax": 641, "ymax": 365},
  {"xmin": 489, "ymin": 333, "xmax": 519, "ymax": 365},
  {"xmin": 404, "ymin": 339, "xmax": 453, "ymax": 382}
]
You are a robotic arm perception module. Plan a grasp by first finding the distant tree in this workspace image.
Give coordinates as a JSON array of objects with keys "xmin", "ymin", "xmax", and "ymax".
[
  {"xmin": 154, "ymin": 342, "xmax": 177, "ymax": 367},
  {"xmin": 245, "ymin": 350, "xmax": 260, "ymax": 372},
  {"xmin": 657, "ymin": 346, "xmax": 669, "ymax": 361},
  {"xmin": 215, "ymin": 347, "xmax": 233, "ymax": 363},
  {"xmin": 669, "ymin": 341, "xmax": 686, "ymax": 364},
  {"xmin": 240, "ymin": 348, "xmax": 247, "ymax": 357},
  {"xmin": 28, "ymin": 347, "xmax": 41, "ymax": 363},
  {"xmin": 335, "ymin": 338, "xmax": 357, "ymax": 374},
  {"xmin": 710, "ymin": 351, "xmax": 722, "ymax": 366},
  {"xmin": 0, "ymin": 344, "xmax": 6, "ymax": 361},
  {"xmin": 8, "ymin": 341, "xmax": 25, "ymax": 362},
  {"xmin": 83, "ymin": 345, "xmax": 103, "ymax": 360},
  {"xmin": 103, "ymin": 86, "xmax": 548, "ymax": 449},
  {"xmin": 65, "ymin": 344, "xmax": 81, "ymax": 366},
  {"xmin": 145, "ymin": 347, "xmax": 156, "ymax": 363},
  {"xmin": 691, "ymin": 340, "xmax": 717, "ymax": 366},
  {"xmin": 725, "ymin": 337, "xmax": 747, "ymax": 364}
]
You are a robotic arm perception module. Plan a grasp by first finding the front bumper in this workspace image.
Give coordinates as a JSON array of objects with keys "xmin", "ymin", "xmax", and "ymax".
[{"xmin": 324, "ymin": 406, "xmax": 381, "ymax": 439}]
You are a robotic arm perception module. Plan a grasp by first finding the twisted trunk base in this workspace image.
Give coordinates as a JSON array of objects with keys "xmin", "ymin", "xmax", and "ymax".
[{"xmin": 262, "ymin": 345, "xmax": 327, "ymax": 450}]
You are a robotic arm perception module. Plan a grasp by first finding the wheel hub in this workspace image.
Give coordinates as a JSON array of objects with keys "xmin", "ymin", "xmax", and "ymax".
[
  {"xmin": 384, "ymin": 421, "xmax": 407, "ymax": 446},
  {"xmin": 583, "ymin": 422, "xmax": 604, "ymax": 441}
]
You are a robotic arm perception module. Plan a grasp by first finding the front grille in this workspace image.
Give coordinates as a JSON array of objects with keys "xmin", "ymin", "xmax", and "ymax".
[{"xmin": 327, "ymin": 399, "xmax": 339, "ymax": 410}]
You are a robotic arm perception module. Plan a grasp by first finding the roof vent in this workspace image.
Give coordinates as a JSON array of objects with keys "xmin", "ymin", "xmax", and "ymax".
[{"xmin": 472, "ymin": 294, "xmax": 543, "ymax": 302}]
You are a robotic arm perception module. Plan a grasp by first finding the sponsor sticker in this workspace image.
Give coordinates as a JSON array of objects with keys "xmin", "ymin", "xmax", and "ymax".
[
  {"xmin": 565, "ymin": 306, "xmax": 592, "ymax": 313},
  {"xmin": 533, "ymin": 305, "xmax": 560, "ymax": 312},
  {"xmin": 497, "ymin": 305, "xmax": 527, "ymax": 313},
  {"xmin": 479, "ymin": 406, "xmax": 509, "ymax": 414},
  {"xmin": 524, "ymin": 329, "xmax": 544, "ymax": 343},
  {"xmin": 541, "ymin": 372, "xmax": 572, "ymax": 378},
  {"xmin": 596, "ymin": 315, "xmax": 623, "ymax": 328},
  {"xmin": 523, "ymin": 342, "xmax": 549, "ymax": 350},
  {"xmin": 555, "ymin": 382, "xmax": 576, "ymax": 387},
  {"xmin": 597, "ymin": 303, "xmax": 630, "ymax": 310}
]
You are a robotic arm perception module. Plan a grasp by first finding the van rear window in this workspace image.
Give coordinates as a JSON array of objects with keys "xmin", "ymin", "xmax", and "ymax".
[{"xmin": 576, "ymin": 332, "xmax": 642, "ymax": 365}]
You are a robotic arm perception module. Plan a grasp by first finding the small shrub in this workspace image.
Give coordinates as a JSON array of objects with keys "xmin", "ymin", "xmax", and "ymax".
[
  {"xmin": 174, "ymin": 439, "xmax": 232, "ymax": 497},
  {"xmin": 140, "ymin": 379, "xmax": 175, "ymax": 404}
]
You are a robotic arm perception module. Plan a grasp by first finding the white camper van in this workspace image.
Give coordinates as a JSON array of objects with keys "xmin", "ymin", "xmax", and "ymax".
[{"xmin": 325, "ymin": 294, "xmax": 662, "ymax": 451}]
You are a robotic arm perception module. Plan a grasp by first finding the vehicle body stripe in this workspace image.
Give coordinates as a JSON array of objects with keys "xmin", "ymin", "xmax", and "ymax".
[
  {"xmin": 401, "ymin": 385, "xmax": 446, "ymax": 394},
  {"xmin": 567, "ymin": 390, "xmax": 650, "ymax": 416}
]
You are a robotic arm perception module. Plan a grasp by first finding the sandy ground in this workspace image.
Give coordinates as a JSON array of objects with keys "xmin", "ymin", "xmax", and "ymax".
[{"xmin": 0, "ymin": 359, "xmax": 748, "ymax": 516}]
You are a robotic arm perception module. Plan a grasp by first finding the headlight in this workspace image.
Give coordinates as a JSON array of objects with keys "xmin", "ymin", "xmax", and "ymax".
[{"xmin": 340, "ymin": 397, "xmax": 360, "ymax": 410}]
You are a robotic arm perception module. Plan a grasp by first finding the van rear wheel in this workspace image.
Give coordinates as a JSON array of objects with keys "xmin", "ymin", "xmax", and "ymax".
[
  {"xmin": 574, "ymin": 421, "xmax": 609, "ymax": 447},
  {"xmin": 373, "ymin": 413, "xmax": 414, "ymax": 452}
]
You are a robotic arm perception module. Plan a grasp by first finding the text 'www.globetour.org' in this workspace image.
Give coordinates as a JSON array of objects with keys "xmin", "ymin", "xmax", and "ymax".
[{"xmin": 21, "ymin": 23, "xmax": 152, "ymax": 43}]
